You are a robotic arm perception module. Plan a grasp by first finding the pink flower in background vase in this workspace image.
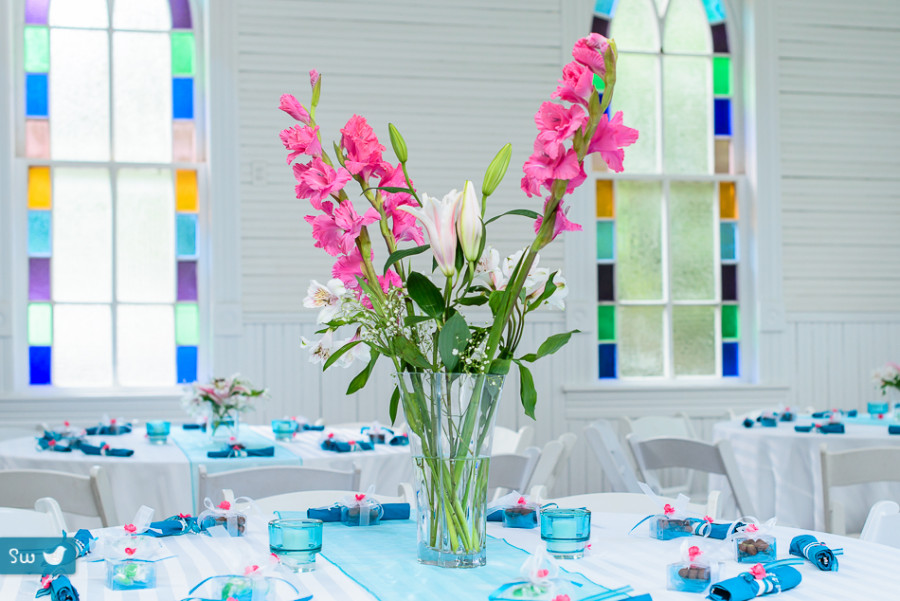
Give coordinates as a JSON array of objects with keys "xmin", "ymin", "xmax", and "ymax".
[
  {"xmin": 586, "ymin": 111, "xmax": 640, "ymax": 173},
  {"xmin": 552, "ymin": 61, "xmax": 594, "ymax": 106},
  {"xmin": 398, "ymin": 190, "xmax": 462, "ymax": 277},
  {"xmin": 280, "ymin": 125, "xmax": 322, "ymax": 163},
  {"xmin": 278, "ymin": 94, "xmax": 311, "ymax": 124},
  {"xmin": 533, "ymin": 198, "xmax": 582, "ymax": 241},
  {"xmin": 341, "ymin": 115, "xmax": 388, "ymax": 181},
  {"xmin": 305, "ymin": 200, "xmax": 380, "ymax": 256},
  {"xmin": 293, "ymin": 158, "xmax": 352, "ymax": 208},
  {"xmin": 572, "ymin": 33, "xmax": 610, "ymax": 77},
  {"xmin": 534, "ymin": 102, "xmax": 588, "ymax": 159}
]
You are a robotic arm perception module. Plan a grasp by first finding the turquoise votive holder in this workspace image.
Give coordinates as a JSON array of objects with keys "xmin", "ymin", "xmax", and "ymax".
[
  {"xmin": 868, "ymin": 402, "xmax": 889, "ymax": 415},
  {"xmin": 539, "ymin": 508, "xmax": 590, "ymax": 558},
  {"xmin": 502, "ymin": 506, "xmax": 539, "ymax": 529},
  {"xmin": 269, "ymin": 518, "xmax": 323, "ymax": 572},
  {"xmin": 145, "ymin": 421, "xmax": 170, "ymax": 445},
  {"xmin": 105, "ymin": 559, "xmax": 157, "ymax": 590},
  {"xmin": 271, "ymin": 419, "xmax": 298, "ymax": 441}
]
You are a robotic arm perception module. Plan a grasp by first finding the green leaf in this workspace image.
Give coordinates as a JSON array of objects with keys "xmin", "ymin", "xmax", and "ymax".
[
  {"xmin": 536, "ymin": 330, "xmax": 578, "ymax": 358},
  {"xmin": 392, "ymin": 337, "xmax": 432, "ymax": 369},
  {"xmin": 384, "ymin": 244, "xmax": 429, "ymax": 274},
  {"xmin": 323, "ymin": 339, "xmax": 364, "ymax": 370},
  {"xmin": 516, "ymin": 361, "xmax": 537, "ymax": 419},
  {"xmin": 456, "ymin": 296, "xmax": 488, "ymax": 306},
  {"xmin": 355, "ymin": 275, "xmax": 383, "ymax": 312},
  {"xmin": 488, "ymin": 358, "xmax": 511, "ymax": 375},
  {"xmin": 484, "ymin": 209, "xmax": 541, "ymax": 226},
  {"xmin": 438, "ymin": 313, "xmax": 471, "ymax": 371},
  {"xmin": 363, "ymin": 185, "xmax": 416, "ymax": 195},
  {"xmin": 488, "ymin": 290, "xmax": 505, "ymax": 316},
  {"xmin": 347, "ymin": 352, "xmax": 379, "ymax": 394},
  {"xmin": 407, "ymin": 271, "xmax": 444, "ymax": 318},
  {"xmin": 404, "ymin": 315, "xmax": 434, "ymax": 326},
  {"xmin": 525, "ymin": 272, "xmax": 558, "ymax": 313},
  {"xmin": 389, "ymin": 385, "xmax": 401, "ymax": 424}
]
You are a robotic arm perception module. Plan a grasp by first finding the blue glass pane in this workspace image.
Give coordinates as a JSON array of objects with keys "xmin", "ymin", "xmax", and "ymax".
[
  {"xmin": 30, "ymin": 345, "xmax": 51, "ymax": 385},
  {"xmin": 28, "ymin": 210, "xmax": 51, "ymax": 256},
  {"xmin": 25, "ymin": 73, "xmax": 48, "ymax": 117},
  {"xmin": 172, "ymin": 78, "xmax": 194, "ymax": 119},
  {"xmin": 599, "ymin": 343, "xmax": 617, "ymax": 379},
  {"xmin": 723, "ymin": 341, "xmax": 739, "ymax": 376},
  {"xmin": 177, "ymin": 345, "xmax": 197, "ymax": 383},
  {"xmin": 176, "ymin": 213, "xmax": 197, "ymax": 257},
  {"xmin": 703, "ymin": 0, "xmax": 727, "ymax": 23},
  {"xmin": 720, "ymin": 222, "xmax": 737, "ymax": 261},
  {"xmin": 594, "ymin": 0, "xmax": 618, "ymax": 17},
  {"xmin": 714, "ymin": 98, "xmax": 732, "ymax": 136}
]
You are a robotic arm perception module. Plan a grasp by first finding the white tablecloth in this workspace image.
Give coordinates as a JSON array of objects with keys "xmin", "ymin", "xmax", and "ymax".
[{"xmin": 712, "ymin": 419, "xmax": 900, "ymax": 531}]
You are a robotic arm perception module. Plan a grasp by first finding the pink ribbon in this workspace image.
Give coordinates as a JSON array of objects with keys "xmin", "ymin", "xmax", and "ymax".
[{"xmin": 750, "ymin": 564, "xmax": 766, "ymax": 580}]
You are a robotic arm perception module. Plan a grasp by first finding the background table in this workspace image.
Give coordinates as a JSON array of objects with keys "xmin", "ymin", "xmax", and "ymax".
[{"xmin": 713, "ymin": 418, "xmax": 900, "ymax": 531}]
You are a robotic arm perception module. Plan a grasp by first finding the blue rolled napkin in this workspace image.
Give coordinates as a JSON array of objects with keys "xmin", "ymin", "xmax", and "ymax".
[
  {"xmin": 37, "ymin": 437, "xmax": 73, "ymax": 452},
  {"xmin": 182, "ymin": 423, "xmax": 206, "ymax": 431},
  {"xmin": 487, "ymin": 509, "xmax": 502, "ymax": 522},
  {"xmin": 779, "ymin": 412, "xmax": 795, "ymax": 422},
  {"xmin": 742, "ymin": 418, "xmax": 754, "ymax": 428},
  {"xmin": 302, "ymin": 424, "xmax": 325, "ymax": 431},
  {"xmin": 687, "ymin": 518, "xmax": 744, "ymax": 540},
  {"xmin": 759, "ymin": 417, "xmax": 778, "ymax": 427},
  {"xmin": 207, "ymin": 445, "xmax": 274, "ymax": 458},
  {"xmin": 320, "ymin": 439, "xmax": 373, "ymax": 452},
  {"xmin": 35, "ymin": 575, "xmax": 79, "ymax": 600},
  {"xmin": 889, "ymin": 425, "xmax": 900, "ymax": 435},
  {"xmin": 79, "ymin": 442, "xmax": 134, "ymax": 457},
  {"xmin": 70, "ymin": 529, "xmax": 94, "ymax": 558},
  {"xmin": 790, "ymin": 534, "xmax": 838, "ymax": 571},
  {"xmin": 708, "ymin": 565, "xmax": 802, "ymax": 600},
  {"xmin": 810, "ymin": 411, "xmax": 831, "ymax": 419},
  {"xmin": 818, "ymin": 423, "xmax": 844, "ymax": 434},
  {"xmin": 794, "ymin": 425, "xmax": 814, "ymax": 433},
  {"xmin": 143, "ymin": 514, "xmax": 200, "ymax": 537},
  {"xmin": 306, "ymin": 503, "xmax": 409, "ymax": 522},
  {"xmin": 847, "ymin": 409, "xmax": 858, "ymax": 417},
  {"xmin": 84, "ymin": 424, "xmax": 131, "ymax": 435},
  {"xmin": 389, "ymin": 434, "xmax": 409, "ymax": 446}
]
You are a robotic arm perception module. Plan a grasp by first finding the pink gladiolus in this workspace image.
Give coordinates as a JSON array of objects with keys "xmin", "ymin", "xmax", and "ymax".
[
  {"xmin": 280, "ymin": 125, "xmax": 322, "ymax": 163},
  {"xmin": 380, "ymin": 163, "xmax": 424, "ymax": 244},
  {"xmin": 293, "ymin": 158, "xmax": 352, "ymax": 209},
  {"xmin": 332, "ymin": 247, "xmax": 367, "ymax": 289},
  {"xmin": 378, "ymin": 269, "xmax": 402, "ymax": 292},
  {"xmin": 551, "ymin": 61, "xmax": 594, "ymax": 106},
  {"xmin": 278, "ymin": 94, "xmax": 311, "ymax": 124},
  {"xmin": 572, "ymin": 33, "xmax": 610, "ymax": 77},
  {"xmin": 534, "ymin": 102, "xmax": 588, "ymax": 159},
  {"xmin": 341, "ymin": 115, "xmax": 388, "ymax": 182},
  {"xmin": 397, "ymin": 190, "xmax": 462, "ymax": 277},
  {"xmin": 305, "ymin": 200, "xmax": 380, "ymax": 257},
  {"xmin": 522, "ymin": 142, "xmax": 582, "ymax": 188},
  {"xmin": 586, "ymin": 111, "xmax": 640, "ymax": 173},
  {"xmin": 533, "ymin": 198, "xmax": 582, "ymax": 241},
  {"xmin": 309, "ymin": 69, "xmax": 320, "ymax": 88}
]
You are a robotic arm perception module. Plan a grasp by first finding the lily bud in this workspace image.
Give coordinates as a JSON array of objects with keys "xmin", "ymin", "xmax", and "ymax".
[
  {"xmin": 388, "ymin": 123, "xmax": 408, "ymax": 163},
  {"xmin": 398, "ymin": 190, "xmax": 461, "ymax": 277},
  {"xmin": 457, "ymin": 180, "xmax": 483, "ymax": 262},
  {"xmin": 482, "ymin": 143, "xmax": 512, "ymax": 198}
]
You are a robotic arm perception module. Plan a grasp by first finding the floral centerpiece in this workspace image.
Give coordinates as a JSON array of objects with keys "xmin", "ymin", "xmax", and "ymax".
[
  {"xmin": 873, "ymin": 363, "xmax": 900, "ymax": 396},
  {"xmin": 183, "ymin": 375, "xmax": 267, "ymax": 440},
  {"xmin": 280, "ymin": 33, "xmax": 637, "ymax": 567}
]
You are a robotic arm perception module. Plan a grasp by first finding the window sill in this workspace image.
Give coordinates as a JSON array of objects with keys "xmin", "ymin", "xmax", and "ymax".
[{"xmin": 0, "ymin": 389, "xmax": 187, "ymax": 424}]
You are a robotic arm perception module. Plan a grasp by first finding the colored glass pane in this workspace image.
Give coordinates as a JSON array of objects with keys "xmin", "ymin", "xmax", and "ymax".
[
  {"xmin": 117, "ymin": 305, "xmax": 176, "ymax": 386},
  {"xmin": 596, "ymin": 221, "xmax": 615, "ymax": 261},
  {"xmin": 722, "ymin": 304, "xmax": 739, "ymax": 339},
  {"xmin": 25, "ymin": 120, "xmax": 50, "ymax": 159},
  {"xmin": 663, "ymin": 0, "xmax": 711, "ymax": 53},
  {"xmin": 593, "ymin": 73, "xmax": 605, "ymax": 92},
  {"xmin": 26, "ymin": 0, "xmax": 50, "ymax": 25},
  {"xmin": 591, "ymin": 16, "xmax": 610, "ymax": 38},
  {"xmin": 723, "ymin": 342, "xmax": 739, "ymax": 376},
  {"xmin": 609, "ymin": 0, "xmax": 659, "ymax": 52},
  {"xmin": 670, "ymin": 182, "xmax": 716, "ymax": 301},
  {"xmin": 48, "ymin": 0, "xmax": 108, "ymax": 27},
  {"xmin": 171, "ymin": 32, "xmax": 195, "ymax": 75},
  {"xmin": 597, "ymin": 264, "xmax": 615, "ymax": 301},
  {"xmin": 175, "ymin": 170, "xmax": 199, "ymax": 212},
  {"xmin": 53, "ymin": 168, "xmax": 112, "ymax": 302},
  {"xmin": 715, "ymin": 139, "xmax": 732, "ymax": 174},
  {"xmin": 592, "ymin": 153, "xmax": 609, "ymax": 172},
  {"xmin": 619, "ymin": 306, "xmax": 664, "ymax": 377},
  {"xmin": 27, "ymin": 166, "xmax": 51, "ymax": 209},
  {"xmin": 594, "ymin": 0, "xmax": 619, "ymax": 16},
  {"xmin": 596, "ymin": 180, "xmax": 614, "ymax": 217},
  {"xmin": 177, "ymin": 261, "xmax": 198, "ymax": 301},
  {"xmin": 599, "ymin": 344, "xmax": 617, "ymax": 379},
  {"xmin": 28, "ymin": 303, "xmax": 52, "ymax": 345},
  {"xmin": 50, "ymin": 29, "xmax": 110, "ymax": 160},
  {"xmin": 175, "ymin": 303, "xmax": 199, "ymax": 345},
  {"xmin": 722, "ymin": 264, "xmax": 737, "ymax": 301},
  {"xmin": 663, "ymin": 56, "xmax": 710, "ymax": 173},
  {"xmin": 177, "ymin": 346, "xmax": 198, "ymax": 383},
  {"xmin": 172, "ymin": 77, "xmax": 194, "ymax": 119},
  {"xmin": 711, "ymin": 23, "xmax": 729, "ymax": 53},
  {"xmin": 29, "ymin": 258, "xmax": 51, "ymax": 301},
  {"xmin": 28, "ymin": 210, "xmax": 51, "ymax": 256},
  {"xmin": 53, "ymin": 304, "xmax": 113, "ymax": 386},
  {"xmin": 176, "ymin": 213, "xmax": 198, "ymax": 257},
  {"xmin": 702, "ymin": 0, "xmax": 727, "ymax": 23},
  {"xmin": 116, "ymin": 169, "xmax": 175, "ymax": 303},
  {"xmin": 597, "ymin": 305, "xmax": 615, "ymax": 341},
  {"xmin": 25, "ymin": 73, "xmax": 48, "ymax": 117},
  {"xmin": 720, "ymin": 222, "xmax": 737, "ymax": 261},
  {"xmin": 714, "ymin": 98, "xmax": 732, "ymax": 136},
  {"xmin": 113, "ymin": 0, "xmax": 170, "ymax": 30},
  {"xmin": 29, "ymin": 346, "xmax": 52, "ymax": 385},
  {"xmin": 24, "ymin": 26, "xmax": 50, "ymax": 72},
  {"xmin": 169, "ymin": 0, "xmax": 193, "ymax": 28},
  {"xmin": 672, "ymin": 306, "xmax": 716, "ymax": 376},
  {"xmin": 173, "ymin": 121, "xmax": 196, "ymax": 162},
  {"xmin": 713, "ymin": 56, "xmax": 732, "ymax": 95},
  {"xmin": 616, "ymin": 181, "xmax": 663, "ymax": 300},
  {"xmin": 719, "ymin": 182, "xmax": 737, "ymax": 218},
  {"xmin": 612, "ymin": 53, "xmax": 659, "ymax": 173}
]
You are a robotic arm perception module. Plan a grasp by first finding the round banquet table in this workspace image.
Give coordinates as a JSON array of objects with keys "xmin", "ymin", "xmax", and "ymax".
[
  {"xmin": 0, "ymin": 510, "xmax": 896, "ymax": 600},
  {"xmin": 712, "ymin": 417, "xmax": 900, "ymax": 532}
]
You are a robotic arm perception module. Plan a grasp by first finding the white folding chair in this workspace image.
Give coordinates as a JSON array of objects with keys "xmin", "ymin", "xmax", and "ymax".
[
  {"xmin": 584, "ymin": 420, "xmax": 643, "ymax": 493},
  {"xmin": 492, "ymin": 426, "xmax": 535, "ymax": 455},
  {"xmin": 526, "ymin": 433, "xmax": 577, "ymax": 496},
  {"xmin": 0, "ymin": 466, "xmax": 117, "ymax": 527},
  {"xmin": 625, "ymin": 414, "xmax": 698, "ymax": 497},
  {"xmin": 859, "ymin": 500, "xmax": 900, "ymax": 548},
  {"xmin": 628, "ymin": 435, "xmax": 756, "ymax": 517},
  {"xmin": 548, "ymin": 490, "xmax": 720, "ymax": 519},
  {"xmin": 820, "ymin": 445, "xmax": 900, "ymax": 535},
  {"xmin": 488, "ymin": 447, "xmax": 540, "ymax": 500},
  {"xmin": 255, "ymin": 483, "xmax": 413, "ymax": 517},
  {"xmin": 0, "ymin": 497, "xmax": 68, "ymax": 536},
  {"xmin": 197, "ymin": 465, "xmax": 360, "ymax": 510}
]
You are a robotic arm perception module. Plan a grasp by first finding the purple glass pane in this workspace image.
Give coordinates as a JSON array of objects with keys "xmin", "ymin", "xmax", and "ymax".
[
  {"xmin": 177, "ymin": 260, "xmax": 198, "ymax": 301},
  {"xmin": 711, "ymin": 23, "xmax": 729, "ymax": 53},
  {"xmin": 169, "ymin": 0, "xmax": 192, "ymax": 28},
  {"xmin": 591, "ymin": 16, "xmax": 610, "ymax": 37},
  {"xmin": 597, "ymin": 264, "xmax": 615, "ymax": 301},
  {"xmin": 29, "ymin": 258, "xmax": 51, "ymax": 300},
  {"xmin": 722, "ymin": 264, "xmax": 737, "ymax": 301},
  {"xmin": 25, "ymin": 0, "xmax": 50, "ymax": 24}
]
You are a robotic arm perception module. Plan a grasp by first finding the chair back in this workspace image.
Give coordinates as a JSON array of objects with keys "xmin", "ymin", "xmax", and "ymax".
[
  {"xmin": 492, "ymin": 426, "xmax": 535, "ymax": 455},
  {"xmin": 488, "ymin": 447, "xmax": 540, "ymax": 498},
  {"xmin": 820, "ymin": 445, "xmax": 900, "ymax": 534},
  {"xmin": 0, "ymin": 466, "xmax": 116, "ymax": 527},
  {"xmin": 197, "ymin": 465, "xmax": 360, "ymax": 509},
  {"xmin": 547, "ymin": 491, "xmax": 719, "ymax": 518},
  {"xmin": 526, "ymin": 433, "xmax": 578, "ymax": 495},
  {"xmin": 0, "ymin": 497, "xmax": 67, "ymax": 536},
  {"xmin": 584, "ymin": 421, "xmax": 643, "ymax": 493}
]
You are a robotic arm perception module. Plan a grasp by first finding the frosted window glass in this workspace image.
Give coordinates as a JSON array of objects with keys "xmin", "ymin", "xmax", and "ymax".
[
  {"xmin": 116, "ymin": 169, "xmax": 175, "ymax": 302},
  {"xmin": 114, "ymin": 32, "xmax": 172, "ymax": 162},
  {"xmin": 24, "ymin": 26, "xmax": 50, "ymax": 72},
  {"xmin": 610, "ymin": 0, "xmax": 659, "ymax": 52},
  {"xmin": 175, "ymin": 303, "xmax": 199, "ymax": 345},
  {"xmin": 112, "ymin": 0, "xmax": 170, "ymax": 30},
  {"xmin": 49, "ymin": 0, "xmax": 107, "ymax": 27},
  {"xmin": 672, "ymin": 306, "xmax": 716, "ymax": 375},
  {"xmin": 616, "ymin": 181, "xmax": 663, "ymax": 300},
  {"xmin": 663, "ymin": 0, "xmax": 712, "ymax": 53},
  {"xmin": 52, "ymin": 168, "xmax": 112, "ymax": 302},
  {"xmin": 612, "ymin": 53, "xmax": 659, "ymax": 173},
  {"xmin": 663, "ymin": 56, "xmax": 711, "ymax": 174},
  {"xmin": 619, "ymin": 306, "xmax": 664, "ymax": 377},
  {"xmin": 117, "ymin": 305, "xmax": 175, "ymax": 386},
  {"xmin": 669, "ymin": 182, "xmax": 715, "ymax": 300},
  {"xmin": 54, "ymin": 304, "xmax": 112, "ymax": 386},
  {"xmin": 50, "ymin": 29, "xmax": 109, "ymax": 161},
  {"xmin": 28, "ymin": 303, "xmax": 52, "ymax": 345}
]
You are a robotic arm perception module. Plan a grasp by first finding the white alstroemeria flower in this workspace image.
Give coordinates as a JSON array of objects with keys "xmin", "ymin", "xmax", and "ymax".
[
  {"xmin": 335, "ymin": 336, "xmax": 371, "ymax": 369},
  {"xmin": 545, "ymin": 273, "xmax": 568, "ymax": 309},
  {"xmin": 301, "ymin": 330, "xmax": 336, "ymax": 365},
  {"xmin": 303, "ymin": 279, "xmax": 346, "ymax": 324},
  {"xmin": 456, "ymin": 180, "xmax": 483, "ymax": 262},
  {"xmin": 524, "ymin": 267, "xmax": 568, "ymax": 310},
  {"xmin": 503, "ymin": 249, "xmax": 540, "ymax": 281},
  {"xmin": 475, "ymin": 246, "xmax": 506, "ymax": 290},
  {"xmin": 398, "ymin": 190, "xmax": 462, "ymax": 277}
]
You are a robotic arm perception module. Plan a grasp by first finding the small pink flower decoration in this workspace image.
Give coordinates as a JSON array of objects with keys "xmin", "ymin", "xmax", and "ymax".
[
  {"xmin": 63, "ymin": 421, "xmax": 70, "ymax": 427},
  {"xmin": 348, "ymin": 440, "xmax": 356, "ymax": 446},
  {"xmin": 536, "ymin": 569, "xmax": 549, "ymax": 578},
  {"xmin": 270, "ymin": 552, "xmax": 281, "ymax": 563},
  {"xmin": 585, "ymin": 543, "xmax": 592, "ymax": 551},
  {"xmin": 552, "ymin": 595, "xmax": 571, "ymax": 601},
  {"xmin": 41, "ymin": 575, "xmax": 52, "ymax": 589},
  {"xmin": 123, "ymin": 524, "xmax": 136, "ymax": 533},
  {"xmin": 48, "ymin": 439, "xmax": 56, "ymax": 447},
  {"xmin": 663, "ymin": 503, "xmax": 675, "ymax": 516},
  {"xmin": 218, "ymin": 501, "xmax": 231, "ymax": 511},
  {"xmin": 750, "ymin": 564, "xmax": 766, "ymax": 580},
  {"xmin": 327, "ymin": 433, "xmax": 334, "ymax": 439},
  {"xmin": 688, "ymin": 546, "xmax": 702, "ymax": 561},
  {"xmin": 102, "ymin": 444, "xmax": 110, "ymax": 452},
  {"xmin": 517, "ymin": 496, "xmax": 527, "ymax": 505},
  {"xmin": 243, "ymin": 565, "xmax": 259, "ymax": 576},
  {"xmin": 125, "ymin": 547, "xmax": 136, "ymax": 556},
  {"xmin": 227, "ymin": 597, "xmax": 238, "ymax": 601},
  {"xmin": 110, "ymin": 418, "xmax": 117, "ymax": 425},
  {"xmin": 355, "ymin": 493, "xmax": 366, "ymax": 502},
  {"xmin": 704, "ymin": 516, "xmax": 714, "ymax": 523},
  {"xmin": 746, "ymin": 524, "xmax": 758, "ymax": 533},
  {"xmin": 178, "ymin": 513, "xmax": 192, "ymax": 519}
]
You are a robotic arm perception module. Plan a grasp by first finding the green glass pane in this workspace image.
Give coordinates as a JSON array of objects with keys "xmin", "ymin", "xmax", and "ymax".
[
  {"xmin": 720, "ymin": 222, "xmax": 737, "ymax": 261},
  {"xmin": 28, "ymin": 303, "xmax": 52, "ymax": 345},
  {"xmin": 596, "ymin": 221, "xmax": 615, "ymax": 260},
  {"xmin": 175, "ymin": 303, "xmax": 199, "ymax": 345},
  {"xmin": 24, "ymin": 27, "xmax": 50, "ymax": 73},
  {"xmin": 713, "ymin": 56, "xmax": 732, "ymax": 95},
  {"xmin": 663, "ymin": 0, "xmax": 712, "ymax": 53},
  {"xmin": 616, "ymin": 181, "xmax": 663, "ymax": 300},
  {"xmin": 673, "ymin": 306, "xmax": 716, "ymax": 376},
  {"xmin": 171, "ymin": 32, "xmax": 195, "ymax": 76},
  {"xmin": 597, "ymin": 305, "xmax": 615, "ymax": 341},
  {"xmin": 610, "ymin": 0, "xmax": 660, "ymax": 52},
  {"xmin": 612, "ymin": 53, "xmax": 659, "ymax": 174},
  {"xmin": 593, "ymin": 73, "xmax": 605, "ymax": 92},
  {"xmin": 663, "ymin": 55, "xmax": 711, "ymax": 174},
  {"xmin": 670, "ymin": 182, "xmax": 716, "ymax": 301},
  {"xmin": 619, "ymin": 306, "xmax": 664, "ymax": 377},
  {"xmin": 722, "ymin": 304, "xmax": 739, "ymax": 339}
]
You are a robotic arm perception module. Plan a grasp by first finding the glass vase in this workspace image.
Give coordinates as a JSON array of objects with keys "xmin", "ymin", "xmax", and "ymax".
[
  {"xmin": 210, "ymin": 409, "xmax": 239, "ymax": 442},
  {"xmin": 395, "ymin": 371, "xmax": 505, "ymax": 568}
]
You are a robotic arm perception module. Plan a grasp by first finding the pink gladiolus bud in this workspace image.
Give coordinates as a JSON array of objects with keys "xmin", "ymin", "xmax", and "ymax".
[
  {"xmin": 310, "ymin": 69, "xmax": 320, "ymax": 88},
  {"xmin": 278, "ymin": 94, "xmax": 311, "ymax": 125},
  {"xmin": 572, "ymin": 34, "xmax": 610, "ymax": 77}
]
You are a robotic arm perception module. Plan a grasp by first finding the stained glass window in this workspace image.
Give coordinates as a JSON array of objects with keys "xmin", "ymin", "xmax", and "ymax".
[
  {"xmin": 23, "ymin": 0, "xmax": 201, "ymax": 387},
  {"xmin": 591, "ymin": 0, "xmax": 742, "ymax": 379}
]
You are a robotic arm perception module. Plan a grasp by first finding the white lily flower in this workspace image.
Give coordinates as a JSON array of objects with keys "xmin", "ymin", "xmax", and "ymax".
[
  {"xmin": 503, "ymin": 249, "xmax": 540, "ymax": 281},
  {"xmin": 301, "ymin": 331, "xmax": 336, "ymax": 365},
  {"xmin": 456, "ymin": 180, "xmax": 483, "ymax": 262},
  {"xmin": 398, "ymin": 190, "xmax": 462, "ymax": 277},
  {"xmin": 303, "ymin": 279, "xmax": 346, "ymax": 324},
  {"xmin": 475, "ymin": 246, "xmax": 506, "ymax": 290}
]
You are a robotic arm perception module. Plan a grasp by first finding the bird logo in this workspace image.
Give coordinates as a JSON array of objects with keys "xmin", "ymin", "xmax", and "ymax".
[{"xmin": 42, "ymin": 546, "xmax": 68, "ymax": 566}]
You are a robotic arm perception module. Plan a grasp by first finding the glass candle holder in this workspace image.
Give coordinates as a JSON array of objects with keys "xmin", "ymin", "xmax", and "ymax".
[
  {"xmin": 868, "ymin": 402, "xmax": 889, "ymax": 416},
  {"xmin": 539, "ymin": 508, "xmax": 590, "ymax": 559},
  {"xmin": 271, "ymin": 419, "xmax": 297, "ymax": 442},
  {"xmin": 268, "ymin": 518, "xmax": 323, "ymax": 572},
  {"xmin": 145, "ymin": 421, "xmax": 170, "ymax": 445},
  {"xmin": 106, "ymin": 559, "xmax": 157, "ymax": 590}
]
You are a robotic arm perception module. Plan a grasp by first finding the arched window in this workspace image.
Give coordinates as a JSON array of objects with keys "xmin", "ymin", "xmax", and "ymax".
[
  {"xmin": 21, "ymin": 0, "xmax": 202, "ymax": 387},
  {"xmin": 590, "ymin": 0, "xmax": 742, "ymax": 380}
]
